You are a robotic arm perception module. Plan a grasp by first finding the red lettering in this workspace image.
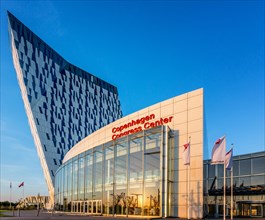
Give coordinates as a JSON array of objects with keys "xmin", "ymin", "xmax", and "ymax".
[
  {"xmin": 150, "ymin": 114, "xmax": 155, "ymax": 120},
  {"xmin": 112, "ymin": 114, "xmax": 172, "ymax": 140}
]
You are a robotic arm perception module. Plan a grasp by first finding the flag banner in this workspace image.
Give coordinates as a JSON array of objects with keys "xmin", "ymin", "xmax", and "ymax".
[
  {"xmin": 183, "ymin": 142, "xmax": 190, "ymax": 165},
  {"xmin": 225, "ymin": 148, "xmax": 233, "ymax": 170},
  {"xmin": 18, "ymin": 182, "xmax": 24, "ymax": 188},
  {"xmin": 211, "ymin": 136, "xmax": 226, "ymax": 164}
]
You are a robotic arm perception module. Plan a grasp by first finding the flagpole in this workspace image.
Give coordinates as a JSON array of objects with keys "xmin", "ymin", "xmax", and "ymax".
[
  {"xmin": 231, "ymin": 167, "xmax": 233, "ymax": 220},
  {"xmin": 10, "ymin": 182, "xmax": 12, "ymax": 209},
  {"xmin": 223, "ymin": 163, "xmax": 226, "ymax": 220},
  {"xmin": 230, "ymin": 144, "xmax": 234, "ymax": 220},
  {"xmin": 23, "ymin": 183, "xmax": 25, "ymax": 199},
  {"xmin": 188, "ymin": 136, "xmax": 191, "ymax": 220}
]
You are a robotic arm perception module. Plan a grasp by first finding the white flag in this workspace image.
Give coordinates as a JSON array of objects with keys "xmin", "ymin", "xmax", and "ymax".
[
  {"xmin": 211, "ymin": 136, "xmax": 226, "ymax": 164},
  {"xmin": 225, "ymin": 148, "xmax": 233, "ymax": 170},
  {"xmin": 183, "ymin": 142, "xmax": 190, "ymax": 165}
]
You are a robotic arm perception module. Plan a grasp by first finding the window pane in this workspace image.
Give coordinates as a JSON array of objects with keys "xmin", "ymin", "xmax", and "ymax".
[
  {"xmin": 78, "ymin": 157, "xmax": 84, "ymax": 200},
  {"xmin": 85, "ymin": 153, "xmax": 93, "ymax": 200},
  {"xmin": 103, "ymin": 146, "xmax": 114, "ymax": 215},
  {"xmin": 217, "ymin": 164, "xmax": 224, "ymax": 177},
  {"xmin": 251, "ymin": 175, "xmax": 265, "ymax": 185},
  {"xmin": 239, "ymin": 176, "xmax": 251, "ymax": 186},
  {"xmin": 129, "ymin": 135, "xmax": 143, "ymax": 215},
  {"xmin": 252, "ymin": 157, "xmax": 265, "ymax": 174},
  {"xmin": 208, "ymin": 165, "xmax": 215, "ymax": 178},
  {"xmin": 240, "ymin": 159, "xmax": 251, "ymax": 175},
  {"xmin": 93, "ymin": 146, "xmax": 103, "ymax": 200},
  {"xmin": 114, "ymin": 141, "xmax": 127, "ymax": 215},
  {"xmin": 67, "ymin": 162, "xmax": 73, "ymax": 205},
  {"xmin": 233, "ymin": 160, "xmax": 239, "ymax": 176},
  {"xmin": 72, "ymin": 159, "xmax": 78, "ymax": 200}
]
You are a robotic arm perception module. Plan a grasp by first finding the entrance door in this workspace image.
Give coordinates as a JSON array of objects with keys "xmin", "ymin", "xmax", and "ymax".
[
  {"xmin": 251, "ymin": 205, "xmax": 262, "ymax": 217},
  {"xmin": 85, "ymin": 200, "xmax": 102, "ymax": 215}
]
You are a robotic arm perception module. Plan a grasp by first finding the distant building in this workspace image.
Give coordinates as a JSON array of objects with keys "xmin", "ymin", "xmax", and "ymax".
[
  {"xmin": 204, "ymin": 151, "xmax": 265, "ymax": 218},
  {"xmin": 8, "ymin": 11, "xmax": 122, "ymax": 203}
]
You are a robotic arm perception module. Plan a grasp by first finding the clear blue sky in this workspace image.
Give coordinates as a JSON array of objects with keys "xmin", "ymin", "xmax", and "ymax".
[{"xmin": 1, "ymin": 0, "xmax": 264, "ymax": 202}]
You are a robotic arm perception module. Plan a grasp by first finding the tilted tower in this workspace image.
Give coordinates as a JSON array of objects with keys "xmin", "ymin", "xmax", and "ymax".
[{"xmin": 8, "ymin": 11, "xmax": 122, "ymax": 203}]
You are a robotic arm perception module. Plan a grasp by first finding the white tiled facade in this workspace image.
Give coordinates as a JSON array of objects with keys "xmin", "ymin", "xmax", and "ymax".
[{"xmin": 63, "ymin": 88, "xmax": 204, "ymax": 218}]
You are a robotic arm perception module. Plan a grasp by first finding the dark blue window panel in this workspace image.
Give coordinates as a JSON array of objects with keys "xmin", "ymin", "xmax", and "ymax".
[{"xmin": 8, "ymin": 11, "xmax": 123, "ymax": 188}]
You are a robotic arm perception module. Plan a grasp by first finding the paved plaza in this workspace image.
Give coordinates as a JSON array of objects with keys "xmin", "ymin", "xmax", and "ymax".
[{"xmin": 0, "ymin": 210, "xmax": 259, "ymax": 220}]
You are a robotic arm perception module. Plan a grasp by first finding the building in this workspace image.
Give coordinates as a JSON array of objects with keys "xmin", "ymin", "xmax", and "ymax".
[
  {"xmin": 204, "ymin": 151, "xmax": 265, "ymax": 218},
  {"xmin": 54, "ymin": 88, "xmax": 204, "ymax": 218},
  {"xmin": 8, "ymin": 11, "xmax": 122, "ymax": 204},
  {"xmin": 8, "ymin": 12, "xmax": 264, "ymax": 218}
]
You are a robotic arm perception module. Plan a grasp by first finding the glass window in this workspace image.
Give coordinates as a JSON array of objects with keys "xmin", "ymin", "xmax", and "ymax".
[
  {"xmin": 63, "ymin": 166, "xmax": 68, "ymax": 211},
  {"xmin": 208, "ymin": 178, "xmax": 215, "ymax": 190},
  {"xmin": 85, "ymin": 152, "xmax": 93, "ymax": 200},
  {"xmin": 251, "ymin": 175, "xmax": 265, "ymax": 185},
  {"xmin": 217, "ymin": 164, "xmax": 224, "ymax": 177},
  {"xmin": 144, "ymin": 127, "xmax": 162, "ymax": 216},
  {"xmin": 67, "ymin": 162, "xmax": 73, "ymax": 204},
  {"xmin": 233, "ymin": 177, "xmax": 239, "ymax": 187},
  {"xmin": 203, "ymin": 164, "xmax": 208, "ymax": 179},
  {"xmin": 78, "ymin": 156, "xmax": 84, "ymax": 200},
  {"xmin": 145, "ymin": 128, "xmax": 161, "ymax": 154},
  {"xmin": 63, "ymin": 165, "xmax": 68, "ymax": 194},
  {"xmin": 217, "ymin": 178, "xmax": 224, "ymax": 188},
  {"xmin": 252, "ymin": 157, "xmax": 265, "ymax": 174},
  {"xmin": 72, "ymin": 159, "xmax": 78, "ymax": 200},
  {"xmin": 129, "ymin": 134, "xmax": 143, "ymax": 215},
  {"xmin": 115, "ymin": 140, "xmax": 127, "ymax": 185},
  {"xmin": 233, "ymin": 160, "xmax": 239, "ymax": 176},
  {"xmin": 103, "ymin": 145, "xmax": 114, "ymax": 215},
  {"xmin": 239, "ymin": 176, "xmax": 251, "ymax": 187},
  {"xmin": 114, "ymin": 140, "xmax": 128, "ymax": 215},
  {"xmin": 144, "ymin": 152, "xmax": 160, "ymax": 216},
  {"xmin": 93, "ymin": 146, "xmax": 103, "ymax": 200},
  {"xmin": 208, "ymin": 164, "xmax": 215, "ymax": 178},
  {"xmin": 240, "ymin": 159, "xmax": 251, "ymax": 175}
]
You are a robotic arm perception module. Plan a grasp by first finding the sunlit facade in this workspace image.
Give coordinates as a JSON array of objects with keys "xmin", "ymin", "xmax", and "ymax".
[{"xmin": 55, "ymin": 88, "xmax": 204, "ymax": 218}]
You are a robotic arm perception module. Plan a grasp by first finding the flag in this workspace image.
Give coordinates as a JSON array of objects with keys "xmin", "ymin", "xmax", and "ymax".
[
  {"xmin": 225, "ymin": 148, "xmax": 233, "ymax": 170},
  {"xmin": 18, "ymin": 182, "xmax": 24, "ymax": 188},
  {"xmin": 211, "ymin": 136, "xmax": 226, "ymax": 164},
  {"xmin": 183, "ymin": 142, "xmax": 190, "ymax": 165}
]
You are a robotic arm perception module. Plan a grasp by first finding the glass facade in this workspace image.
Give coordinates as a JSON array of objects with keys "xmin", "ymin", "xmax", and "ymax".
[
  {"xmin": 55, "ymin": 126, "xmax": 173, "ymax": 217},
  {"xmin": 204, "ymin": 151, "xmax": 265, "ymax": 218}
]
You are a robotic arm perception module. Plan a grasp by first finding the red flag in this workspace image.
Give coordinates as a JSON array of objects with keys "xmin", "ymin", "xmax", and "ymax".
[
  {"xmin": 211, "ymin": 136, "xmax": 226, "ymax": 164},
  {"xmin": 183, "ymin": 142, "xmax": 190, "ymax": 165},
  {"xmin": 18, "ymin": 182, "xmax": 24, "ymax": 188}
]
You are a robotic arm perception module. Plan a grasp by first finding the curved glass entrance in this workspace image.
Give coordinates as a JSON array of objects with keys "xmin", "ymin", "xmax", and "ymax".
[{"xmin": 55, "ymin": 126, "xmax": 173, "ymax": 217}]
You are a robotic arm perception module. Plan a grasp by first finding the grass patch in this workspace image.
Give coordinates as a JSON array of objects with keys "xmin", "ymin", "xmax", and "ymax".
[{"xmin": 0, "ymin": 210, "xmax": 12, "ymax": 217}]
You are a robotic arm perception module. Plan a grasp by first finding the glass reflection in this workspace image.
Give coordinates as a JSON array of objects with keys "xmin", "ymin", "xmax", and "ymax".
[{"xmin": 55, "ymin": 126, "xmax": 165, "ymax": 217}]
